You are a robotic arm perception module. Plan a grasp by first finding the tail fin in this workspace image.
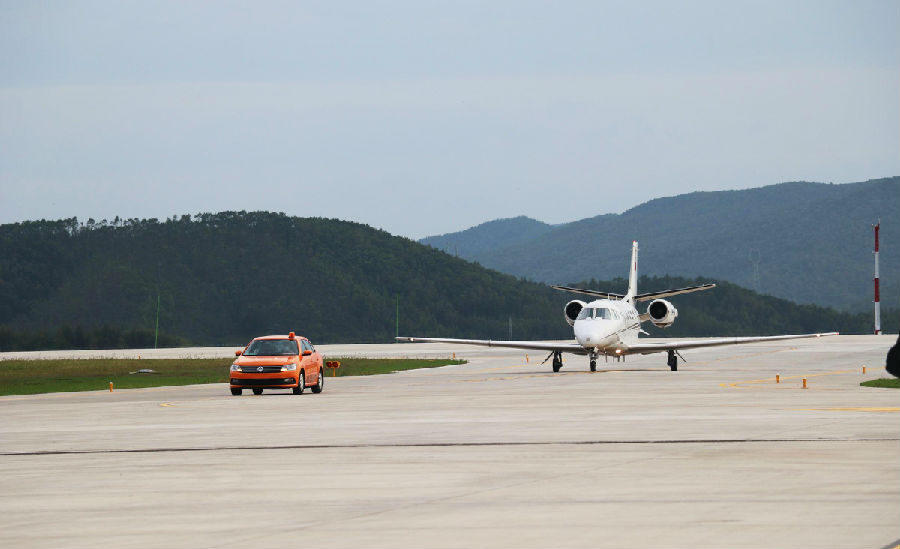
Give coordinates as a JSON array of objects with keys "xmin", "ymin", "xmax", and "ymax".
[{"xmin": 625, "ymin": 241, "xmax": 638, "ymax": 303}]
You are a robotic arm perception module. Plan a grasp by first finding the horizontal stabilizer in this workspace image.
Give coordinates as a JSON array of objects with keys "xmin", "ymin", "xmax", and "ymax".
[
  {"xmin": 551, "ymin": 283, "xmax": 716, "ymax": 302},
  {"xmin": 550, "ymin": 285, "xmax": 626, "ymax": 300},
  {"xmin": 631, "ymin": 284, "xmax": 716, "ymax": 302}
]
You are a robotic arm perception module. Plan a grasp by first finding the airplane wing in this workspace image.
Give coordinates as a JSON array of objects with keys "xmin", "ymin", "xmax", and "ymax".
[
  {"xmin": 620, "ymin": 332, "xmax": 839, "ymax": 355},
  {"xmin": 550, "ymin": 283, "xmax": 716, "ymax": 302},
  {"xmin": 395, "ymin": 337, "xmax": 589, "ymax": 355}
]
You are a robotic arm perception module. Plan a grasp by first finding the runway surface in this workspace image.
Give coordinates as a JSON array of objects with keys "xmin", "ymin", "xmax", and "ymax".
[{"xmin": 1, "ymin": 336, "xmax": 898, "ymax": 548}]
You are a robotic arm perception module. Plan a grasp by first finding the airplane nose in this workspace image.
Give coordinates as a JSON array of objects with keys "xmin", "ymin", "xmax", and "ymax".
[
  {"xmin": 574, "ymin": 321, "xmax": 614, "ymax": 347},
  {"xmin": 574, "ymin": 322, "xmax": 599, "ymax": 346}
]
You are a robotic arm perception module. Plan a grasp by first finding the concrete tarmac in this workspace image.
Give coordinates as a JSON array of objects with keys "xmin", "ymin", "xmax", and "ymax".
[{"xmin": 1, "ymin": 336, "xmax": 897, "ymax": 548}]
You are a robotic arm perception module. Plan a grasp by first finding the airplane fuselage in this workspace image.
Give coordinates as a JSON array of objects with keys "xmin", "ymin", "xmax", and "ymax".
[{"xmin": 572, "ymin": 298, "xmax": 641, "ymax": 354}]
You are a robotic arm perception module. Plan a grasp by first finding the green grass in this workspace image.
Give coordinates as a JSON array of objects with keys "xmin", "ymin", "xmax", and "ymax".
[
  {"xmin": 0, "ymin": 357, "xmax": 466, "ymax": 396},
  {"xmin": 860, "ymin": 378, "xmax": 900, "ymax": 389},
  {"xmin": 325, "ymin": 357, "xmax": 465, "ymax": 377}
]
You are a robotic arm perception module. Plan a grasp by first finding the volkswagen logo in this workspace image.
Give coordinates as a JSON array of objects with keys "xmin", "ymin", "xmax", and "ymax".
[{"xmin": 257, "ymin": 366, "xmax": 264, "ymax": 372}]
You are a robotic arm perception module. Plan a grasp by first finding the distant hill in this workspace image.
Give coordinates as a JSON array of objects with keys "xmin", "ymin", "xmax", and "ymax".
[
  {"xmin": 421, "ymin": 178, "xmax": 900, "ymax": 312},
  {"xmin": 0, "ymin": 213, "xmax": 574, "ymax": 348},
  {"xmin": 0, "ymin": 212, "xmax": 891, "ymax": 352},
  {"xmin": 423, "ymin": 216, "xmax": 553, "ymax": 258}
]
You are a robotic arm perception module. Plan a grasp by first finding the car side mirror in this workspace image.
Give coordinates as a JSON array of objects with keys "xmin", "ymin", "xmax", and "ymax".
[
  {"xmin": 235, "ymin": 350, "xmax": 242, "ymax": 356},
  {"xmin": 302, "ymin": 349, "xmax": 312, "ymax": 356}
]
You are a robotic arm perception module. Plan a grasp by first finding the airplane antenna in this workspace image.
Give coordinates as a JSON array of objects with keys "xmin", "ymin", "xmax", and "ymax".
[{"xmin": 873, "ymin": 219, "xmax": 881, "ymax": 335}]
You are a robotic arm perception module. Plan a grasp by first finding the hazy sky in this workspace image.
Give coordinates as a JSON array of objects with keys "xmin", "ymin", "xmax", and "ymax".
[{"xmin": 1, "ymin": 1, "xmax": 897, "ymax": 239}]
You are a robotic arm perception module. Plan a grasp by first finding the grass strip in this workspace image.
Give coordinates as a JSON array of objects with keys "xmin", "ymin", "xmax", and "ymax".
[
  {"xmin": 860, "ymin": 378, "xmax": 900, "ymax": 389},
  {"xmin": 324, "ymin": 357, "xmax": 465, "ymax": 377},
  {"xmin": 0, "ymin": 357, "xmax": 465, "ymax": 396}
]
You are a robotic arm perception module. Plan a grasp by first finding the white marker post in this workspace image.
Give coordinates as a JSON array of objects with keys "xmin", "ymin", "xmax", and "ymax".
[{"xmin": 873, "ymin": 220, "xmax": 881, "ymax": 335}]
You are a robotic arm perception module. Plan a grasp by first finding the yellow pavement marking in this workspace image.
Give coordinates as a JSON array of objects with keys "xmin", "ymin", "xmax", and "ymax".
[
  {"xmin": 792, "ymin": 407, "xmax": 899, "ymax": 413},
  {"xmin": 721, "ymin": 369, "xmax": 858, "ymax": 389}
]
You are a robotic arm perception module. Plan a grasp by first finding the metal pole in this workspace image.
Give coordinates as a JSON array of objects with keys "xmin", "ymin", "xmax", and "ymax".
[
  {"xmin": 873, "ymin": 220, "xmax": 881, "ymax": 335},
  {"xmin": 154, "ymin": 294, "xmax": 160, "ymax": 348},
  {"xmin": 395, "ymin": 295, "xmax": 399, "ymax": 340}
]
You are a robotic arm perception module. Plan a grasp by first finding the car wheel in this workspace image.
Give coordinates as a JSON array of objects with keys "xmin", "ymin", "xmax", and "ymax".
[
  {"xmin": 311, "ymin": 369, "xmax": 324, "ymax": 393},
  {"xmin": 293, "ymin": 371, "xmax": 305, "ymax": 395},
  {"xmin": 230, "ymin": 387, "xmax": 242, "ymax": 396},
  {"xmin": 252, "ymin": 388, "xmax": 263, "ymax": 395}
]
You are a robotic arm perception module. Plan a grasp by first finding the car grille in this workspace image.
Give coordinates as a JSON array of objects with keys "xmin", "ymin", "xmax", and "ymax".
[
  {"xmin": 240, "ymin": 366, "xmax": 283, "ymax": 373},
  {"xmin": 231, "ymin": 378, "xmax": 295, "ymax": 386}
]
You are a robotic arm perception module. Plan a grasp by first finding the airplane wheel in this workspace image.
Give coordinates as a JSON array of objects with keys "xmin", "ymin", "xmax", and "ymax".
[
  {"xmin": 230, "ymin": 387, "xmax": 242, "ymax": 396},
  {"xmin": 552, "ymin": 363, "xmax": 561, "ymax": 373},
  {"xmin": 311, "ymin": 370, "xmax": 324, "ymax": 393},
  {"xmin": 590, "ymin": 361, "xmax": 597, "ymax": 372},
  {"xmin": 670, "ymin": 364, "xmax": 677, "ymax": 372},
  {"xmin": 252, "ymin": 388, "xmax": 263, "ymax": 395}
]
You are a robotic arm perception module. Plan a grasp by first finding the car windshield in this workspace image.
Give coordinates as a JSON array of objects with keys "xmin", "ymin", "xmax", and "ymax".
[
  {"xmin": 576, "ymin": 307, "xmax": 614, "ymax": 320},
  {"xmin": 243, "ymin": 339, "xmax": 298, "ymax": 356}
]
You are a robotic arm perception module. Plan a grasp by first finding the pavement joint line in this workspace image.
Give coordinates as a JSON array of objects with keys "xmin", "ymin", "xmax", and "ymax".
[{"xmin": 3, "ymin": 437, "xmax": 897, "ymax": 457}]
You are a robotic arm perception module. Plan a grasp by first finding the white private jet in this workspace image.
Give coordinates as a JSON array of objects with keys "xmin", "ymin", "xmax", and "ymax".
[{"xmin": 397, "ymin": 241, "xmax": 838, "ymax": 372}]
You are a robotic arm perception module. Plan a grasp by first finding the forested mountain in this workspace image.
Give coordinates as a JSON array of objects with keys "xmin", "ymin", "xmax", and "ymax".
[
  {"xmin": 0, "ymin": 213, "xmax": 574, "ymax": 348},
  {"xmin": 421, "ymin": 178, "xmax": 899, "ymax": 312},
  {"xmin": 423, "ymin": 216, "xmax": 553, "ymax": 257},
  {"xmin": 0, "ymin": 212, "xmax": 893, "ymax": 351}
]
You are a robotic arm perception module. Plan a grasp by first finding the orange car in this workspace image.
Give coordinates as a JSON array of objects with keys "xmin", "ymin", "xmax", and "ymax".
[{"xmin": 230, "ymin": 333, "xmax": 324, "ymax": 395}]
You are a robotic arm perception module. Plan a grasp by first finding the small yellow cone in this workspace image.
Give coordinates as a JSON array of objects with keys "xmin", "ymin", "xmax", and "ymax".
[{"xmin": 109, "ymin": 382, "xmax": 114, "ymax": 392}]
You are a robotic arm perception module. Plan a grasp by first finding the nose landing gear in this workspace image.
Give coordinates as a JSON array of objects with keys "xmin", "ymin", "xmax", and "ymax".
[{"xmin": 589, "ymin": 351, "xmax": 597, "ymax": 372}]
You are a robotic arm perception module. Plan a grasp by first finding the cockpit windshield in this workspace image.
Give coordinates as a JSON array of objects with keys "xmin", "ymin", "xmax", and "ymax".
[
  {"xmin": 576, "ymin": 307, "xmax": 614, "ymax": 320},
  {"xmin": 243, "ymin": 339, "xmax": 299, "ymax": 356}
]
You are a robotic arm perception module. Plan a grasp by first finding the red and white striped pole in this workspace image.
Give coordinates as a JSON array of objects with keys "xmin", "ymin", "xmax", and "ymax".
[{"xmin": 873, "ymin": 219, "xmax": 881, "ymax": 335}]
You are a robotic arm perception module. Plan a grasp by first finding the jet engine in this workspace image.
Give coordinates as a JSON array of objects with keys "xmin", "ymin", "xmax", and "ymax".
[
  {"xmin": 564, "ymin": 300, "xmax": 587, "ymax": 326},
  {"xmin": 647, "ymin": 299, "xmax": 678, "ymax": 328}
]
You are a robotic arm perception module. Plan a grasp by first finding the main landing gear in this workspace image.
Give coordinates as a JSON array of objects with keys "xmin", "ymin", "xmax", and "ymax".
[
  {"xmin": 551, "ymin": 351, "xmax": 563, "ymax": 373},
  {"xmin": 667, "ymin": 349, "xmax": 680, "ymax": 371}
]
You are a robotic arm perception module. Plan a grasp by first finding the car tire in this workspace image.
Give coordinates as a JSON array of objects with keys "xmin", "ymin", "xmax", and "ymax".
[
  {"xmin": 311, "ymin": 369, "xmax": 324, "ymax": 393},
  {"xmin": 230, "ymin": 387, "xmax": 242, "ymax": 396},
  {"xmin": 293, "ymin": 371, "xmax": 305, "ymax": 395},
  {"xmin": 252, "ymin": 388, "xmax": 263, "ymax": 395}
]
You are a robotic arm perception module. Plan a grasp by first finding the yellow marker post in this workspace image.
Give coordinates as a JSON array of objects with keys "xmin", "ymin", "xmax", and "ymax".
[
  {"xmin": 109, "ymin": 382, "xmax": 114, "ymax": 392},
  {"xmin": 802, "ymin": 378, "xmax": 807, "ymax": 389},
  {"xmin": 862, "ymin": 365, "xmax": 867, "ymax": 374},
  {"xmin": 526, "ymin": 354, "xmax": 529, "ymax": 363},
  {"xmin": 776, "ymin": 374, "xmax": 780, "ymax": 383}
]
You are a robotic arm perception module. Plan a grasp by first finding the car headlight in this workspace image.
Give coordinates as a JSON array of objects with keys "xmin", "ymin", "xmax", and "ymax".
[
  {"xmin": 230, "ymin": 363, "xmax": 241, "ymax": 372},
  {"xmin": 282, "ymin": 363, "xmax": 297, "ymax": 371}
]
